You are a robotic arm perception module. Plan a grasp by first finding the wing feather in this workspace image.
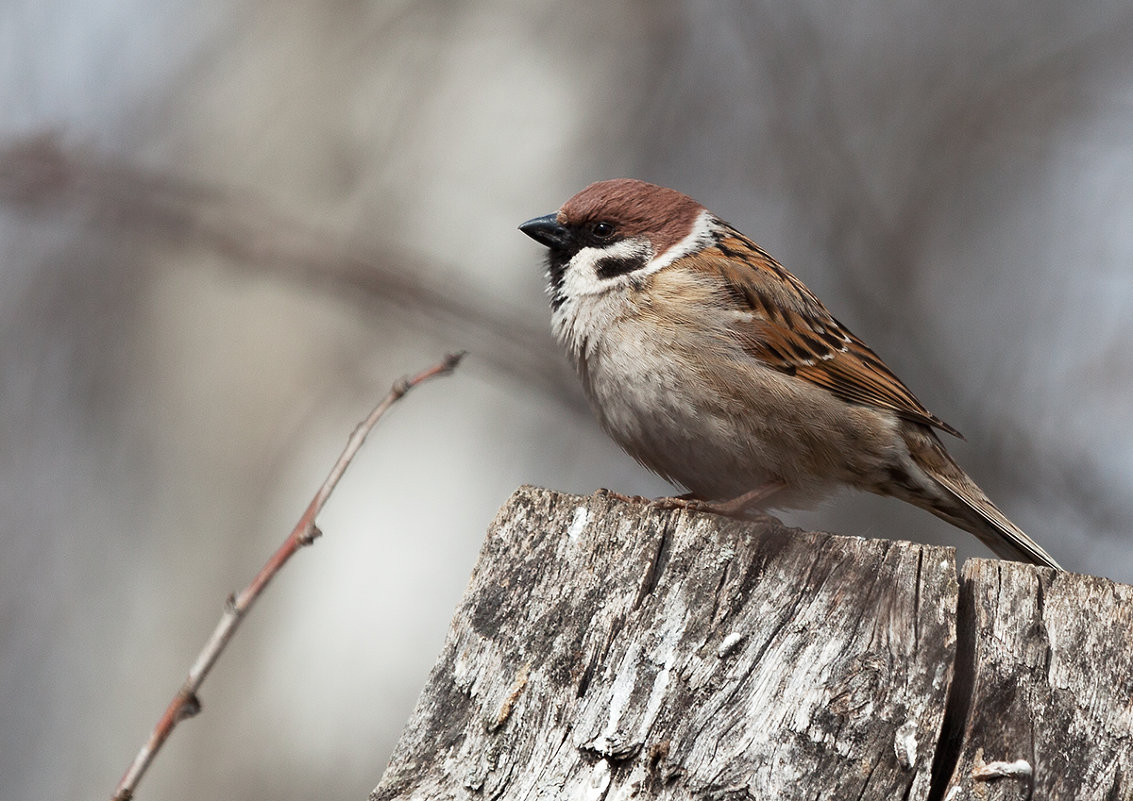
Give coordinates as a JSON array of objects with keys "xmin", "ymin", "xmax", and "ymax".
[{"xmin": 699, "ymin": 226, "xmax": 962, "ymax": 438}]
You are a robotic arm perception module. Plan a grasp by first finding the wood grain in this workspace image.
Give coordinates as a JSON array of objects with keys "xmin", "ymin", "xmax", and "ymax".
[
  {"xmin": 372, "ymin": 486, "xmax": 958, "ymax": 800},
  {"xmin": 935, "ymin": 559, "xmax": 1133, "ymax": 801}
]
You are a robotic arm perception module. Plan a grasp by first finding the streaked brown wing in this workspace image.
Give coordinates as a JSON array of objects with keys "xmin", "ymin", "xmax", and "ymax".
[{"xmin": 700, "ymin": 226, "xmax": 962, "ymax": 438}]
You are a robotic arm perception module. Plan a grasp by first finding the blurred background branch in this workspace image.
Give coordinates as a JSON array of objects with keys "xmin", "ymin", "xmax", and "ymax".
[
  {"xmin": 0, "ymin": 134, "xmax": 576, "ymax": 404},
  {"xmin": 2, "ymin": 2, "xmax": 1132, "ymax": 800}
]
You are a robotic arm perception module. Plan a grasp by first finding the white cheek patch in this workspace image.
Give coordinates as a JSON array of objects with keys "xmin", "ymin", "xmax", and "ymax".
[
  {"xmin": 562, "ymin": 238, "xmax": 654, "ymax": 298},
  {"xmin": 550, "ymin": 210, "xmax": 718, "ymax": 358},
  {"xmin": 560, "ymin": 209, "xmax": 716, "ymax": 299}
]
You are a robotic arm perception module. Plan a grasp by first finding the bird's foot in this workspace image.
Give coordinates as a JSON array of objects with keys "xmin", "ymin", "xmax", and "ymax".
[
  {"xmin": 651, "ymin": 482, "xmax": 787, "ymax": 518},
  {"xmin": 594, "ymin": 488, "xmax": 651, "ymax": 505}
]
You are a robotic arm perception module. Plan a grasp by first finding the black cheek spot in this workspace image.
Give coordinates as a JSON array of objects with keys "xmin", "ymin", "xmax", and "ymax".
[{"xmin": 595, "ymin": 254, "xmax": 647, "ymax": 280}]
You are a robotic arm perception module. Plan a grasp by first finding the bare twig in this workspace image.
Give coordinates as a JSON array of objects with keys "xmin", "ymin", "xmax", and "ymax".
[{"xmin": 111, "ymin": 351, "xmax": 465, "ymax": 801}]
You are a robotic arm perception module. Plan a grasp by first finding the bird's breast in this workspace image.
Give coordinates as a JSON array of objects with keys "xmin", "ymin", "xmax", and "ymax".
[{"xmin": 569, "ymin": 311, "xmax": 904, "ymax": 503}]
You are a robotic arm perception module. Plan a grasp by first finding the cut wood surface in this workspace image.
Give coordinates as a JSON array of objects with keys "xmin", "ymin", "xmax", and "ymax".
[
  {"xmin": 371, "ymin": 487, "xmax": 1133, "ymax": 800},
  {"xmin": 937, "ymin": 560, "xmax": 1133, "ymax": 800}
]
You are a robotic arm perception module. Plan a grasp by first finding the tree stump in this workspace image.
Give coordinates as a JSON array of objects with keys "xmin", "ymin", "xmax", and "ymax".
[{"xmin": 372, "ymin": 486, "xmax": 1133, "ymax": 800}]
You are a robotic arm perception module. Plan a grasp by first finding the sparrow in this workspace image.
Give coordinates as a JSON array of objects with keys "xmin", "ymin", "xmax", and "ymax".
[{"xmin": 519, "ymin": 178, "xmax": 1061, "ymax": 569}]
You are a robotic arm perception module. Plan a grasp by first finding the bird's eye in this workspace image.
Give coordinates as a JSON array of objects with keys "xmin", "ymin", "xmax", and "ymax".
[{"xmin": 591, "ymin": 221, "xmax": 615, "ymax": 239}]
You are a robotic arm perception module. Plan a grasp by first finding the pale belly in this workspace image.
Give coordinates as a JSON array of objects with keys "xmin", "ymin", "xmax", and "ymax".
[{"xmin": 576, "ymin": 330, "xmax": 903, "ymax": 506}]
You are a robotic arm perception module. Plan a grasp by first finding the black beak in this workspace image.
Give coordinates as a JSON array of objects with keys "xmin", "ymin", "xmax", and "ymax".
[{"xmin": 519, "ymin": 213, "xmax": 571, "ymax": 250}]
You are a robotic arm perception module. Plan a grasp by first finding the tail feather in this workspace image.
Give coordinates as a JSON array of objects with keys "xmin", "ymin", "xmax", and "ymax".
[
  {"xmin": 901, "ymin": 427, "xmax": 1062, "ymax": 570},
  {"xmin": 922, "ymin": 471, "xmax": 1062, "ymax": 569}
]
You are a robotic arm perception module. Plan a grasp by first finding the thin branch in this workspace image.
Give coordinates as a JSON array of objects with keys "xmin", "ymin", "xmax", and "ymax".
[{"xmin": 111, "ymin": 351, "xmax": 466, "ymax": 801}]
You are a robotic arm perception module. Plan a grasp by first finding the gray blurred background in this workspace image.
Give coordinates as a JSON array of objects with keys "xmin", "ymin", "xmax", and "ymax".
[{"xmin": 2, "ymin": 2, "xmax": 1132, "ymax": 799}]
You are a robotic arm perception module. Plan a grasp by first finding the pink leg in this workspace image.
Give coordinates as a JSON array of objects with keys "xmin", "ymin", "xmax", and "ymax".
[{"xmin": 652, "ymin": 480, "xmax": 786, "ymax": 517}]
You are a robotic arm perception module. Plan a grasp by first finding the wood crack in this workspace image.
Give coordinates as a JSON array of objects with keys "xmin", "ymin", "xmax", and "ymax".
[
  {"xmin": 925, "ymin": 568, "xmax": 975, "ymax": 801},
  {"xmin": 634, "ymin": 512, "xmax": 676, "ymax": 607},
  {"xmin": 373, "ymin": 488, "xmax": 1133, "ymax": 801}
]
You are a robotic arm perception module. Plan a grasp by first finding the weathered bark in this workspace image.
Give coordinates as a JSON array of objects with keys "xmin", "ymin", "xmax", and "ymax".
[
  {"xmin": 373, "ymin": 486, "xmax": 958, "ymax": 800},
  {"xmin": 372, "ymin": 487, "xmax": 1133, "ymax": 800},
  {"xmin": 935, "ymin": 560, "xmax": 1133, "ymax": 800}
]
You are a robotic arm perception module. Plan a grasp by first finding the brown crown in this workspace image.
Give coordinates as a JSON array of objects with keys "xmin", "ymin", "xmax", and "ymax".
[{"xmin": 558, "ymin": 179, "xmax": 705, "ymax": 254}]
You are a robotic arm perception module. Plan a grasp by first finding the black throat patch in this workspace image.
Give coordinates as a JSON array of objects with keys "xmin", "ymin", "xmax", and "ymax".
[{"xmin": 546, "ymin": 250, "xmax": 572, "ymax": 310}]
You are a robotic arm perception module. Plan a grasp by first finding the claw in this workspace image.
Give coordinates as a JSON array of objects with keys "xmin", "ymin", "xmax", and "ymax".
[{"xmin": 595, "ymin": 488, "xmax": 650, "ymax": 505}]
